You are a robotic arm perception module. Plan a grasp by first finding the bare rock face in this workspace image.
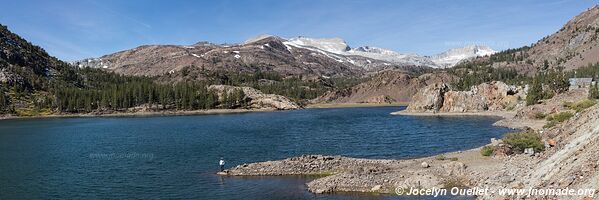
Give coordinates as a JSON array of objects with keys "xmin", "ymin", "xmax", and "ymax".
[
  {"xmin": 405, "ymin": 83, "xmax": 449, "ymax": 112},
  {"xmin": 208, "ymin": 85, "xmax": 300, "ymax": 110},
  {"xmin": 0, "ymin": 68, "xmax": 12, "ymax": 83},
  {"xmin": 406, "ymin": 81, "xmax": 522, "ymax": 112}
]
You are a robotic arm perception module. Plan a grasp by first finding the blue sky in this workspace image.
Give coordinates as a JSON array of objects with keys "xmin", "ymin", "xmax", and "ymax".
[{"xmin": 0, "ymin": 0, "xmax": 596, "ymax": 61}]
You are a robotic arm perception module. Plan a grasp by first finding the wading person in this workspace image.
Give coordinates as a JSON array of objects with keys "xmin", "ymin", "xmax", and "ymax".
[{"xmin": 219, "ymin": 157, "xmax": 225, "ymax": 172}]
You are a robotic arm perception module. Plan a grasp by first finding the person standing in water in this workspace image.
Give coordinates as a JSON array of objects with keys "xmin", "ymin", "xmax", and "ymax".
[{"xmin": 219, "ymin": 157, "xmax": 225, "ymax": 172}]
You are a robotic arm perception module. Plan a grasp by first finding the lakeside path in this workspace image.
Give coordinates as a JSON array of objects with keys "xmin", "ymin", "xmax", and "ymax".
[{"xmin": 220, "ymin": 109, "xmax": 547, "ymax": 197}]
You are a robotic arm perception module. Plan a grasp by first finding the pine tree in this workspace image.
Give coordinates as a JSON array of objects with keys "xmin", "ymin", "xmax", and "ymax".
[
  {"xmin": 526, "ymin": 77, "xmax": 543, "ymax": 105},
  {"xmin": 590, "ymin": 84, "xmax": 599, "ymax": 99}
]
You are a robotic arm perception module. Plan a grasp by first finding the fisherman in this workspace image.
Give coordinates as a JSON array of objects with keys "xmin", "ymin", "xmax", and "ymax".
[{"xmin": 219, "ymin": 157, "xmax": 225, "ymax": 172}]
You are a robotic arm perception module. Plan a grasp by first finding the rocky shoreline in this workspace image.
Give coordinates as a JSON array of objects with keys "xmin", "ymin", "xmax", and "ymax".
[
  {"xmin": 219, "ymin": 148, "xmax": 539, "ymax": 196},
  {"xmin": 218, "ymin": 109, "xmax": 529, "ymax": 195},
  {"xmin": 220, "ymin": 100, "xmax": 599, "ymax": 199}
]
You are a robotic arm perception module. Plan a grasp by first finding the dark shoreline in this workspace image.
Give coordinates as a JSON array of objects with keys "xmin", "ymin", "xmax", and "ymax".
[{"xmin": 0, "ymin": 109, "xmax": 279, "ymax": 121}]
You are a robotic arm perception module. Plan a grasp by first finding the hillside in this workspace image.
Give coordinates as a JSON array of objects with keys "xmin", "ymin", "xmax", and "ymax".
[
  {"xmin": 73, "ymin": 36, "xmax": 423, "ymax": 80},
  {"xmin": 0, "ymin": 25, "xmax": 301, "ymax": 116},
  {"xmin": 73, "ymin": 35, "xmax": 495, "ymax": 82},
  {"xmin": 0, "ymin": 24, "xmax": 84, "ymax": 113},
  {"xmin": 312, "ymin": 71, "xmax": 456, "ymax": 104},
  {"xmin": 455, "ymin": 6, "xmax": 599, "ymax": 75}
]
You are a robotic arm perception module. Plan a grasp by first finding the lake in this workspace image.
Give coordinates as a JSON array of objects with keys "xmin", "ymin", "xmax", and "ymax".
[{"xmin": 0, "ymin": 106, "xmax": 511, "ymax": 199}]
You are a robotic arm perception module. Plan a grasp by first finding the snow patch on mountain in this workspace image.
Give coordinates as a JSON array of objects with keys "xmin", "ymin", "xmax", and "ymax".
[
  {"xmin": 431, "ymin": 45, "xmax": 497, "ymax": 68},
  {"xmin": 283, "ymin": 40, "xmax": 349, "ymax": 63},
  {"xmin": 281, "ymin": 36, "xmax": 497, "ymax": 69},
  {"xmin": 244, "ymin": 34, "xmax": 277, "ymax": 44},
  {"xmin": 284, "ymin": 37, "xmax": 438, "ymax": 68},
  {"xmin": 347, "ymin": 46, "xmax": 438, "ymax": 67},
  {"xmin": 287, "ymin": 36, "xmax": 350, "ymax": 54}
]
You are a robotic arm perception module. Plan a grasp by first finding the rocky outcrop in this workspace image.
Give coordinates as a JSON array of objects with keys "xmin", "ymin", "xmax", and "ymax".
[
  {"xmin": 405, "ymin": 81, "xmax": 524, "ymax": 113},
  {"xmin": 208, "ymin": 85, "xmax": 300, "ymax": 110},
  {"xmin": 404, "ymin": 82, "xmax": 449, "ymax": 112},
  {"xmin": 0, "ymin": 68, "xmax": 21, "ymax": 84}
]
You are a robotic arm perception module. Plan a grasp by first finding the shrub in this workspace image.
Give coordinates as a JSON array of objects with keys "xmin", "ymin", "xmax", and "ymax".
[
  {"xmin": 589, "ymin": 84, "xmax": 599, "ymax": 99},
  {"xmin": 546, "ymin": 111, "xmax": 573, "ymax": 123},
  {"xmin": 480, "ymin": 146, "xmax": 493, "ymax": 156},
  {"xmin": 503, "ymin": 131, "xmax": 545, "ymax": 153},
  {"xmin": 435, "ymin": 154, "xmax": 446, "ymax": 160},
  {"xmin": 564, "ymin": 99, "xmax": 596, "ymax": 112},
  {"xmin": 563, "ymin": 101, "xmax": 574, "ymax": 109},
  {"xmin": 449, "ymin": 157, "xmax": 459, "ymax": 161},
  {"xmin": 533, "ymin": 112, "xmax": 546, "ymax": 119},
  {"xmin": 505, "ymin": 102, "xmax": 517, "ymax": 111},
  {"xmin": 442, "ymin": 177, "xmax": 468, "ymax": 189},
  {"xmin": 574, "ymin": 99, "xmax": 595, "ymax": 112},
  {"xmin": 543, "ymin": 121, "xmax": 557, "ymax": 128}
]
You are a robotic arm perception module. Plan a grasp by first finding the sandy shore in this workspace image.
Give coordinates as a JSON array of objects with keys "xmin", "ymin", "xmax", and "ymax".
[{"xmin": 0, "ymin": 108, "xmax": 279, "ymax": 121}]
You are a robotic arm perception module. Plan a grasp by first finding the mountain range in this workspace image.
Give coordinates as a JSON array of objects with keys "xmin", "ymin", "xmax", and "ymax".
[{"xmin": 73, "ymin": 35, "xmax": 496, "ymax": 79}]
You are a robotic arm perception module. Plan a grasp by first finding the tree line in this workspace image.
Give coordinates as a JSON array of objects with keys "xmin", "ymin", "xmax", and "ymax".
[{"xmin": 0, "ymin": 68, "xmax": 251, "ymax": 114}]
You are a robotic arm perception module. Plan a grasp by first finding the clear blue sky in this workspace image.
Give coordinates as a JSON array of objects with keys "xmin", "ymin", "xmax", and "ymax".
[{"xmin": 0, "ymin": 0, "xmax": 596, "ymax": 61}]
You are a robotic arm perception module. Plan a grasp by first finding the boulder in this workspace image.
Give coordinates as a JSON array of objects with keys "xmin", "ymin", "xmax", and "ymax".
[
  {"xmin": 370, "ymin": 185, "xmax": 382, "ymax": 192},
  {"xmin": 548, "ymin": 139, "xmax": 557, "ymax": 147},
  {"xmin": 421, "ymin": 162, "xmax": 430, "ymax": 168}
]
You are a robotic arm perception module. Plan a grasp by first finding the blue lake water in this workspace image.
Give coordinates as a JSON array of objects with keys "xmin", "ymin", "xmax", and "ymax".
[{"xmin": 0, "ymin": 106, "xmax": 511, "ymax": 199}]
